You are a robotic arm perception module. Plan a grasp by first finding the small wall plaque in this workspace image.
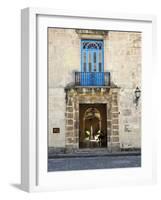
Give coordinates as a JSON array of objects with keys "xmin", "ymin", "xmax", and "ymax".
[{"xmin": 53, "ymin": 128, "xmax": 60, "ymax": 133}]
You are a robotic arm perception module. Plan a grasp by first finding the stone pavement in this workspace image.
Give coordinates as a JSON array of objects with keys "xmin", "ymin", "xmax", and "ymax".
[{"xmin": 48, "ymin": 154, "xmax": 141, "ymax": 172}]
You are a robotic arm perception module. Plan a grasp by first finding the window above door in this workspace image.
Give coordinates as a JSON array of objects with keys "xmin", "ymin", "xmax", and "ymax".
[
  {"xmin": 81, "ymin": 40, "xmax": 104, "ymax": 73},
  {"xmin": 75, "ymin": 39, "xmax": 110, "ymax": 87}
]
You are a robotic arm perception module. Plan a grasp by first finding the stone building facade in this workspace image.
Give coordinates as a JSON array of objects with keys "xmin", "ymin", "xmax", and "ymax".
[{"xmin": 48, "ymin": 28, "xmax": 141, "ymax": 153}]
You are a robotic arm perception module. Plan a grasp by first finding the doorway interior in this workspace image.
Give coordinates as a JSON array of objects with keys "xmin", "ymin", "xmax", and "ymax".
[{"xmin": 79, "ymin": 104, "xmax": 107, "ymax": 148}]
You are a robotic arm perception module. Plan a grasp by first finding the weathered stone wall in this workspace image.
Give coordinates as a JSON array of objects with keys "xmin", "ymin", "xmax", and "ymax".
[
  {"xmin": 48, "ymin": 28, "xmax": 141, "ymax": 150},
  {"xmin": 48, "ymin": 28, "xmax": 80, "ymax": 148},
  {"xmin": 106, "ymin": 32, "xmax": 141, "ymax": 149}
]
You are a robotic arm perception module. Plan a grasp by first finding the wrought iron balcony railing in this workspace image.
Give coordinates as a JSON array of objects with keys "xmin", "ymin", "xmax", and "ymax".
[{"xmin": 75, "ymin": 72, "xmax": 110, "ymax": 86}]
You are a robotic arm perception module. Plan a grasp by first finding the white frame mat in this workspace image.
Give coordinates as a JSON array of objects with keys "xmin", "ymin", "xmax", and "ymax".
[{"xmin": 21, "ymin": 7, "xmax": 157, "ymax": 192}]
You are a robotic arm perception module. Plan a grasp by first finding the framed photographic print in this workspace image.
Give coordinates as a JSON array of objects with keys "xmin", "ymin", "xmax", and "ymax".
[{"xmin": 21, "ymin": 8, "xmax": 156, "ymax": 192}]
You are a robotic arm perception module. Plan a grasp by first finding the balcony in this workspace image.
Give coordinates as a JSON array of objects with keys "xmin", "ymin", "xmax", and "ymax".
[{"xmin": 75, "ymin": 72, "xmax": 110, "ymax": 87}]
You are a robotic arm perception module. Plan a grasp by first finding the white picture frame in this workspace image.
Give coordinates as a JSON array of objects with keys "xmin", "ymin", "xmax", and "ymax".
[{"xmin": 21, "ymin": 7, "xmax": 157, "ymax": 192}]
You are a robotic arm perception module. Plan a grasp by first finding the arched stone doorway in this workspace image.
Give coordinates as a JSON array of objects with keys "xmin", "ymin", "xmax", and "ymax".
[{"xmin": 79, "ymin": 104, "xmax": 107, "ymax": 148}]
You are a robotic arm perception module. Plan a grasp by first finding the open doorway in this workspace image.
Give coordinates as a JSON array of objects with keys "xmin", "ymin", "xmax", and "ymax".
[{"xmin": 79, "ymin": 104, "xmax": 107, "ymax": 148}]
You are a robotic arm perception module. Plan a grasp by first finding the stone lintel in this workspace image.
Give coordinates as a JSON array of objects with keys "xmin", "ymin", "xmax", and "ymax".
[{"xmin": 75, "ymin": 29, "xmax": 108, "ymax": 35}]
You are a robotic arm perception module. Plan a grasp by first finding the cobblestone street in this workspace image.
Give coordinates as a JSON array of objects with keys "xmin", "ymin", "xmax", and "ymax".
[{"xmin": 48, "ymin": 155, "xmax": 141, "ymax": 172}]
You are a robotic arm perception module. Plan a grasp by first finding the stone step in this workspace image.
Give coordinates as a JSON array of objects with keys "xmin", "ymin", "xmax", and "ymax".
[
  {"xmin": 75, "ymin": 148, "xmax": 108, "ymax": 152},
  {"xmin": 74, "ymin": 149, "xmax": 110, "ymax": 155}
]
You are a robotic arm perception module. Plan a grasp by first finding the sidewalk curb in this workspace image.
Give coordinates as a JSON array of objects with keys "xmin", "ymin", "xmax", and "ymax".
[{"xmin": 48, "ymin": 151, "xmax": 141, "ymax": 159}]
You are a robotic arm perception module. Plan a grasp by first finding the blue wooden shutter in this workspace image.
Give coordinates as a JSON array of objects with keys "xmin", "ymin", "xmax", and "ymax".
[{"xmin": 81, "ymin": 40, "xmax": 104, "ymax": 86}]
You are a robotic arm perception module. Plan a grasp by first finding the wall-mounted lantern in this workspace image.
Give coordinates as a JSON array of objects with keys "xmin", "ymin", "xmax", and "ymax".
[{"xmin": 134, "ymin": 87, "xmax": 141, "ymax": 109}]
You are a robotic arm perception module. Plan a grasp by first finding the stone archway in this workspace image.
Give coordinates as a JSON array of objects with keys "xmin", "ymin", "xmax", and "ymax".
[
  {"xmin": 83, "ymin": 107, "xmax": 101, "ymax": 141},
  {"xmin": 65, "ymin": 87, "xmax": 120, "ymax": 152}
]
